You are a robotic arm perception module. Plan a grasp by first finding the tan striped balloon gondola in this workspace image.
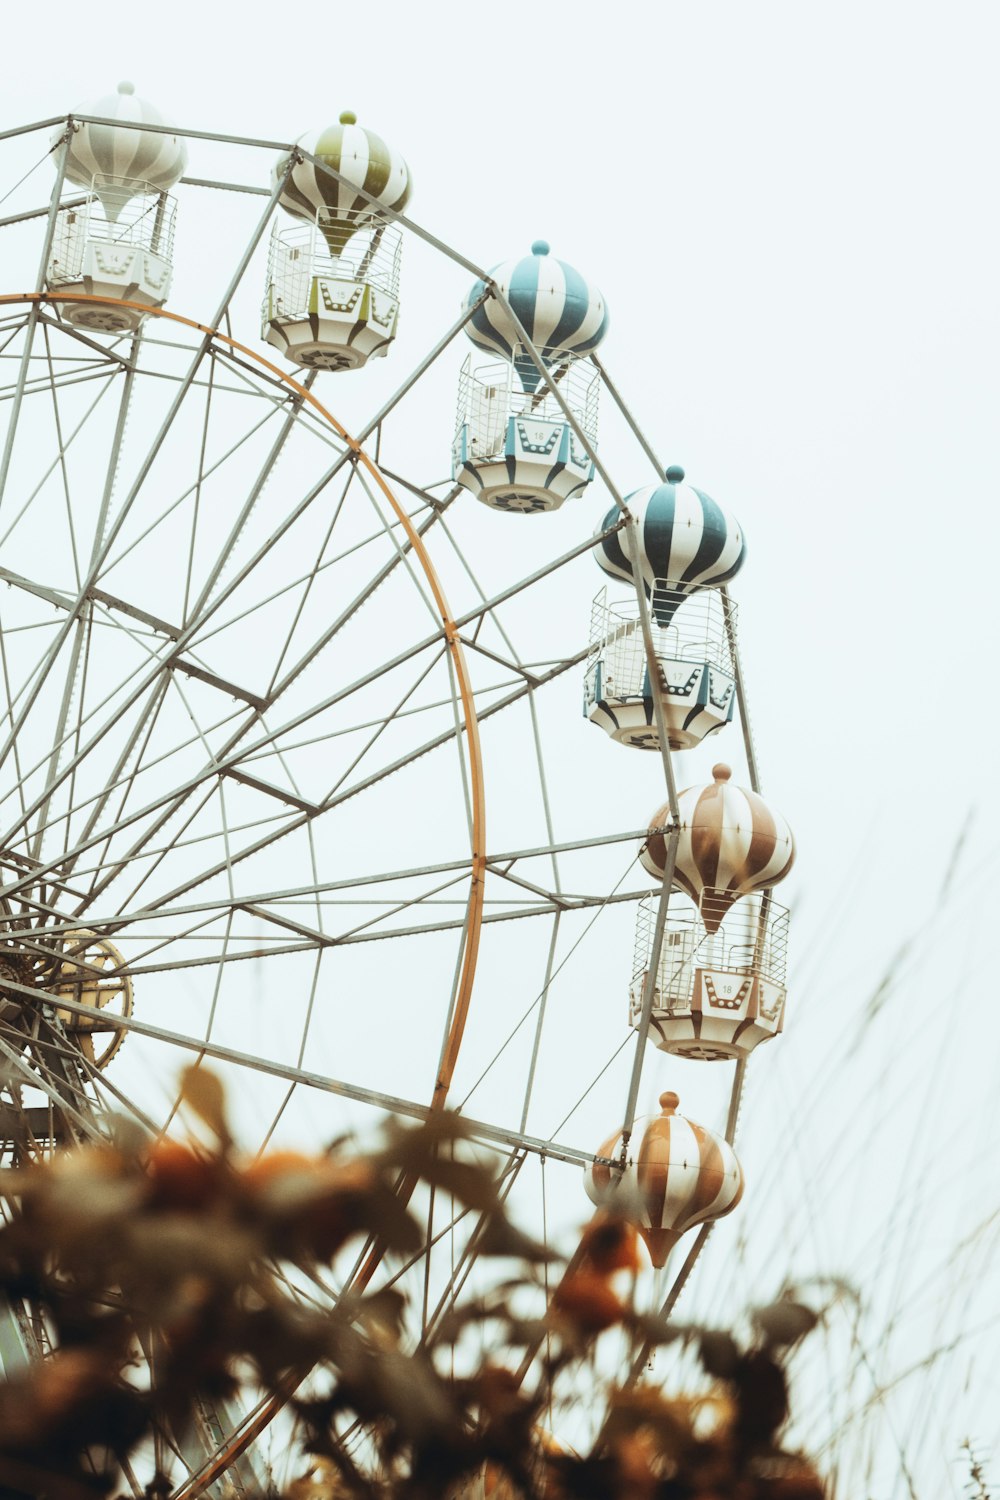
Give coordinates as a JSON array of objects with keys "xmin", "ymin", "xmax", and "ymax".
[
  {"xmin": 584, "ymin": 1092, "xmax": 744, "ymax": 1268},
  {"xmin": 641, "ymin": 763, "xmax": 795, "ymax": 932}
]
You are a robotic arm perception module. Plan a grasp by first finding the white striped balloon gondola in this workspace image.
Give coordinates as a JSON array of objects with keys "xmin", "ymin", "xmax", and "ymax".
[
  {"xmin": 641, "ymin": 764, "xmax": 795, "ymax": 932},
  {"xmin": 46, "ymin": 82, "xmax": 185, "ymax": 331},
  {"xmin": 584, "ymin": 1092, "xmax": 744, "ymax": 1267},
  {"xmin": 452, "ymin": 242, "xmax": 607, "ymax": 512},
  {"xmin": 263, "ymin": 113, "xmax": 410, "ymax": 370},
  {"xmin": 56, "ymin": 80, "xmax": 188, "ymax": 215}
]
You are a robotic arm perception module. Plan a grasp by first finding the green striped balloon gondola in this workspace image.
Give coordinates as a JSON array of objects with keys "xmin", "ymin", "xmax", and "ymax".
[{"xmin": 262, "ymin": 113, "xmax": 411, "ymax": 371}]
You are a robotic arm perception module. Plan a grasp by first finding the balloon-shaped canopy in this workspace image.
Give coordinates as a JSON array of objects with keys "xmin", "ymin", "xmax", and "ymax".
[
  {"xmin": 641, "ymin": 764, "xmax": 795, "ymax": 932},
  {"xmin": 594, "ymin": 469, "xmax": 746, "ymax": 627},
  {"xmin": 274, "ymin": 113, "xmax": 411, "ymax": 257},
  {"xmin": 463, "ymin": 241, "xmax": 609, "ymax": 393},
  {"xmin": 584, "ymin": 1092, "xmax": 744, "ymax": 1268},
  {"xmin": 56, "ymin": 82, "xmax": 187, "ymax": 222}
]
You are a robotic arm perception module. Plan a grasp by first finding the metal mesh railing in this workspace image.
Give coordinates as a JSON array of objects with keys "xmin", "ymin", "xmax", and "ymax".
[
  {"xmin": 48, "ymin": 178, "xmax": 176, "ymax": 285},
  {"xmin": 588, "ymin": 582, "xmax": 737, "ymax": 699},
  {"xmin": 455, "ymin": 352, "xmax": 599, "ymax": 460},
  {"xmin": 630, "ymin": 892, "xmax": 790, "ymax": 1016},
  {"xmin": 265, "ymin": 210, "xmax": 402, "ymax": 317}
]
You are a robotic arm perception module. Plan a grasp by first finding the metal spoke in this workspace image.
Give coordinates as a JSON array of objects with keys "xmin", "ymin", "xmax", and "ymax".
[
  {"xmin": 11, "ymin": 977, "xmax": 607, "ymax": 1171},
  {"xmin": 0, "ymin": 130, "xmax": 71, "ymax": 519},
  {"xmin": 40, "ymin": 321, "xmax": 82, "ymax": 590},
  {"xmin": 0, "ymin": 495, "xmax": 604, "ymax": 889},
  {"xmin": 0, "ymin": 827, "xmax": 649, "ymax": 942},
  {"xmin": 0, "ymin": 364, "xmax": 120, "ymax": 553}
]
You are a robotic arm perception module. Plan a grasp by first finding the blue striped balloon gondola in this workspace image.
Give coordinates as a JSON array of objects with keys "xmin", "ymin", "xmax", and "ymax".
[
  {"xmin": 463, "ymin": 240, "xmax": 608, "ymax": 391},
  {"xmin": 452, "ymin": 242, "xmax": 608, "ymax": 512},
  {"xmin": 595, "ymin": 469, "xmax": 746, "ymax": 626}
]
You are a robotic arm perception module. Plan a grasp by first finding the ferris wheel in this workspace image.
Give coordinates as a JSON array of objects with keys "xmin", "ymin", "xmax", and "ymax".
[{"xmin": 0, "ymin": 82, "xmax": 801, "ymax": 1494}]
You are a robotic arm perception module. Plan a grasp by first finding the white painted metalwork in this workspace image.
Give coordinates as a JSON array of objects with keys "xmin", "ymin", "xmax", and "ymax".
[
  {"xmin": 585, "ymin": 581, "xmax": 737, "ymax": 750},
  {"xmin": 262, "ymin": 208, "xmax": 403, "ymax": 369},
  {"xmin": 452, "ymin": 352, "xmax": 599, "ymax": 512},
  {"xmin": 629, "ymin": 892, "xmax": 789, "ymax": 1061},
  {"xmin": 46, "ymin": 176, "xmax": 175, "ymax": 331}
]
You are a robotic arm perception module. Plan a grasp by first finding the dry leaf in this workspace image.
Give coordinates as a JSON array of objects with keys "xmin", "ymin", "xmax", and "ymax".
[{"xmin": 179, "ymin": 1065, "xmax": 231, "ymax": 1146}]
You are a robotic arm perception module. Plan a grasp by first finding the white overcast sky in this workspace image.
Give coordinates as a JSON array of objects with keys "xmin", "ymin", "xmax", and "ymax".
[
  {"xmin": 5, "ymin": 0, "xmax": 991, "ymax": 874},
  {"xmin": 1, "ymin": 2, "xmax": 998, "ymax": 1491}
]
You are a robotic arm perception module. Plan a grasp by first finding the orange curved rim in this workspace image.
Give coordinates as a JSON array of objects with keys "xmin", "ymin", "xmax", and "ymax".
[{"xmin": 1, "ymin": 291, "xmax": 487, "ymax": 1490}]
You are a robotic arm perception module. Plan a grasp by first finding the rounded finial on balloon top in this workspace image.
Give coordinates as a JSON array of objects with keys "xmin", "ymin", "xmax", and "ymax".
[
  {"xmin": 659, "ymin": 1091, "xmax": 679, "ymax": 1113},
  {"xmin": 641, "ymin": 771, "xmax": 795, "ymax": 932},
  {"xmin": 594, "ymin": 476, "xmax": 746, "ymax": 627},
  {"xmin": 55, "ymin": 82, "xmax": 188, "ymax": 222},
  {"xmin": 274, "ymin": 116, "xmax": 411, "ymax": 257},
  {"xmin": 462, "ymin": 242, "xmax": 609, "ymax": 392},
  {"xmin": 664, "ymin": 464, "xmax": 685, "ymax": 483}
]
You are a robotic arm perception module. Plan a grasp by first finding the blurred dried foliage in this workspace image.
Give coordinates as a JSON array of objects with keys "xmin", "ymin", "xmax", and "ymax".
[{"xmin": 0, "ymin": 1070, "xmax": 826, "ymax": 1500}]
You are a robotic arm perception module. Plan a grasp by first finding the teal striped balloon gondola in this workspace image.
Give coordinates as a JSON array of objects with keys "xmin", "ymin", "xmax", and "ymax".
[
  {"xmin": 463, "ymin": 241, "xmax": 608, "ymax": 391},
  {"xmin": 595, "ymin": 471, "xmax": 747, "ymax": 626}
]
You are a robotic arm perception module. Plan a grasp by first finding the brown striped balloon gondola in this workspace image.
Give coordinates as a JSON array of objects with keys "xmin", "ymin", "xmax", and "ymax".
[
  {"xmin": 584, "ymin": 1091, "xmax": 744, "ymax": 1268},
  {"xmin": 632, "ymin": 765, "xmax": 795, "ymax": 1061}
]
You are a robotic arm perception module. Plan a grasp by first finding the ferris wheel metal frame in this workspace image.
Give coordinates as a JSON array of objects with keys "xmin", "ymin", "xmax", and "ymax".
[{"xmin": 0, "ymin": 104, "xmax": 780, "ymax": 1496}]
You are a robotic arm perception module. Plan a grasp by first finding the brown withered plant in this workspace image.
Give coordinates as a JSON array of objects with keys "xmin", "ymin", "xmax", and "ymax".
[{"xmin": 0, "ymin": 1069, "xmax": 827, "ymax": 1500}]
